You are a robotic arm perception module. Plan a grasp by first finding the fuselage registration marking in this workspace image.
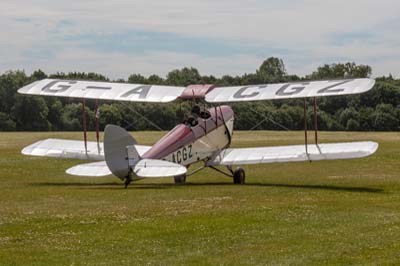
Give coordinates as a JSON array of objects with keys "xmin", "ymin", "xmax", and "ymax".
[{"xmin": 171, "ymin": 144, "xmax": 193, "ymax": 164}]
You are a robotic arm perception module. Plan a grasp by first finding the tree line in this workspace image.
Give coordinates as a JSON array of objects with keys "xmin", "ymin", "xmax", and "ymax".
[{"xmin": 0, "ymin": 57, "xmax": 399, "ymax": 132}]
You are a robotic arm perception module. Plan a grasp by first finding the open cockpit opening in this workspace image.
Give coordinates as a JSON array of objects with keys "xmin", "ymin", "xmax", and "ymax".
[{"xmin": 183, "ymin": 104, "xmax": 212, "ymax": 127}]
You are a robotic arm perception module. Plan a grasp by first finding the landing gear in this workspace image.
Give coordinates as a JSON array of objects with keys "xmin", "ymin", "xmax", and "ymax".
[
  {"xmin": 208, "ymin": 165, "xmax": 246, "ymax": 184},
  {"xmin": 124, "ymin": 175, "xmax": 132, "ymax": 188},
  {"xmin": 233, "ymin": 167, "xmax": 245, "ymax": 184},
  {"xmin": 174, "ymin": 174, "xmax": 187, "ymax": 184}
]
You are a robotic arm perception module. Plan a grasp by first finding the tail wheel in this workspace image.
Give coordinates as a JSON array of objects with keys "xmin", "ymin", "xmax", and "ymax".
[
  {"xmin": 124, "ymin": 175, "xmax": 132, "ymax": 188},
  {"xmin": 174, "ymin": 174, "xmax": 186, "ymax": 184},
  {"xmin": 233, "ymin": 168, "xmax": 245, "ymax": 185}
]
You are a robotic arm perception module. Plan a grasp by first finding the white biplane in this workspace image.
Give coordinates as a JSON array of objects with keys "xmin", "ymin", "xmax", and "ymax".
[{"xmin": 18, "ymin": 78, "xmax": 378, "ymax": 187}]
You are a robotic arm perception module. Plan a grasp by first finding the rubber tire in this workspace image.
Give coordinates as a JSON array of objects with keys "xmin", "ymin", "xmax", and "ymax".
[
  {"xmin": 233, "ymin": 168, "xmax": 245, "ymax": 185},
  {"xmin": 174, "ymin": 174, "xmax": 187, "ymax": 184}
]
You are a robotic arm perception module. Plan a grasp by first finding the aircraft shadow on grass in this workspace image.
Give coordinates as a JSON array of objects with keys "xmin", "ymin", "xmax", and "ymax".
[{"xmin": 30, "ymin": 181, "xmax": 384, "ymax": 193}]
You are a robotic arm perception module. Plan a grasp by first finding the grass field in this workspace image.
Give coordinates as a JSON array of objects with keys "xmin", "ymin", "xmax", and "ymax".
[{"xmin": 0, "ymin": 131, "xmax": 399, "ymax": 266}]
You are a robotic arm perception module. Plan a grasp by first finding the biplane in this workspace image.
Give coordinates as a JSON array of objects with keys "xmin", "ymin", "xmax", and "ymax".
[{"xmin": 18, "ymin": 78, "xmax": 378, "ymax": 187}]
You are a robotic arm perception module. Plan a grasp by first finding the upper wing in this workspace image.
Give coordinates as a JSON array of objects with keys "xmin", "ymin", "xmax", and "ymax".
[
  {"xmin": 205, "ymin": 78, "xmax": 375, "ymax": 103},
  {"xmin": 209, "ymin": 141, "xmax": 378, "ymax": 166},
  {"xmin": 18, "ymin": 79, "xmax": 185, "ymax": 103},
  {"xmin": 18, "ymin": 78, "xmax": 375, "ymax": 103},
  {"xmin": 22, "ymin": 138, "xmax": 151, "ymax": 161}
]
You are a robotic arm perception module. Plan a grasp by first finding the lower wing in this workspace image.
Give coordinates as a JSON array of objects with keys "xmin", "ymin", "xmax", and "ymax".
[
  {"xmin": 21, "ymin": 138, "xmax": 186, "ymax": 178},
  {"xmin": 209, "ymin": 141, "xmax": 378, "ymax": 166},
  {"xmin": 22, "ymin": 138, "xmax": 151, "ymax": 161}
]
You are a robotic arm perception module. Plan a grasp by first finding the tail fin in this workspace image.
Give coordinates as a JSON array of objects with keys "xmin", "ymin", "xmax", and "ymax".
[
  {"xmin": 104, "ymin": 125, "xmax": 139, "ymax": 180},
  {"xmin": 104, "ymin": 124, "xmax": 188, "ymax": 180}
]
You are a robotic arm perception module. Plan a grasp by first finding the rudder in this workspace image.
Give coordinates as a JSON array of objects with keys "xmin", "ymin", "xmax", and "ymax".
[{"xmin": 104, "ymin": 125, "xmax": 140, "ymax": 180}]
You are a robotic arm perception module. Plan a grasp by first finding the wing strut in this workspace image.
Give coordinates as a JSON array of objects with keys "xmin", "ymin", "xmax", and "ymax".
[
  {"xmin": 214, "ymin": 106, "xmax": 218, "ymax": 127},
  {"xmin": 82, "ymin": 98, "xmax": 88, "ymax": 154},
  {"xmin": 303, "ymin": 97, "xmax": 319, "ymax": 157},
  {"xmin": 95, "ymin": 99, "xmax": 100, "ymax": 147},
  {"xmin": 313, "ymin": 97, "xmax": 318, "ymax": 145},
  {"xmin": 303, "ymin": 98, "xmax": 308, "ymax": 157}
]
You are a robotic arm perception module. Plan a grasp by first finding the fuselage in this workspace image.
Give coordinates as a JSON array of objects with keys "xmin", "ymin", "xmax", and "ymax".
[{"xmin": 142, "ymin": 105, "xmax": 234, "ymax": 166}]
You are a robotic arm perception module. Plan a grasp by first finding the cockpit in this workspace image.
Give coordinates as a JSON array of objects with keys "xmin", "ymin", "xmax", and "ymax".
[{"xmin": 183, "ymin": 105, "xmax": 211, "ymax": 127}]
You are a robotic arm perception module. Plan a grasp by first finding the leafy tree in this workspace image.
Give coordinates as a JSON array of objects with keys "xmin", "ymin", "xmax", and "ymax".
[
  {"xmin": 99, "ymin": 104, "xmax": 123, "ymax": 130},
  {"xmin": 256, "ymin": 57, "xmax": 286, "ymax": 83},
  {"xmin": 346, "ymin": 119, "xmax": 360, "ymax": 131},
  {"xmin": 0, "ymin": 112, "xmax": 16, "ymax": 131},
  {"xmin": 128, "ymin": 74, "xmax": 148, "ymax": 84},
  {"xmin": 339, "ymin": 107, "xmax": 360, "ymax": 129},
  {"xmin": 148, "ymin": 75, "xmax": 165, "ymax": 85},
  {"xmin": 307, "ymin": 62, "xmax": 371, "ymax": 79},
  {"xmin": 201, "ymin": 75, "xmax": 218, "ymax": 84},
  {"xmin": 0, "ymin": 71, "xmax": 28, "ymax": 114},
  {"xmin": 240, "ymin": 73, "xmax": 261, "ymax": 85},
  {"xmin": 30, "ymin": 69, "xmax": 47, "ymax": 80},
  {"xmin": 11, "ymin": 95, "xmax": 50, "ymax": 131},
  {"xmin": 49, "ymin": 72, "xmax": 108, "ymax": 81},
  {"xmin": 371, "ymin": 104, "xmax": 399, "ymax": 131},
  {"xmin": 166, "ymin": 67, "xmax": 202, "ymax": 86},
  {"xmin": 280, "ymin": 104, "xmax": 303, "ymax": 130},
  {"xmin": 319, "ymin": 111, "xmax": 343, "ymax": 131},
  {"xmin": 216, "ymin": 75, "xmax": 241, "ymax": 86},
  {"xmin": 58, "ymin": 102, "xmax": 95, "ymax": 131},
  {"xmin": 358, "ymin": 107, "xmax": 375, "ymax": 131},
  {"xmin": 46, "ymin": 99, "xmax": 63, "ymax": 130}
]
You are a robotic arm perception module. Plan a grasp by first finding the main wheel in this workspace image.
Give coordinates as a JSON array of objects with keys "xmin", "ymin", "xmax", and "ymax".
[
  {"xmin": 233, "ymin": 168, "xmax": 245, "ymax": 184},
  {"xmin": 174, "ymin": 174, "xmax": 186, "ymax": 184}
]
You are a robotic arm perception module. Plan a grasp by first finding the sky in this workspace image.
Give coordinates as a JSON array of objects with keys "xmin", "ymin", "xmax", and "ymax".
[{"xmin": 1, "ymin": 0, "xmax": 400, "ymax": 80}]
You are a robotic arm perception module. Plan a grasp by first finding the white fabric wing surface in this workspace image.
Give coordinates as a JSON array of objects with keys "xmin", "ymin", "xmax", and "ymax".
[
  {"xmin": 205, "ymin": 78, "xmax": 375, "ymax": 103},
  {"xmin": 66, "ymin": 161, "xmax": 112, "ymax": 177},
  {"xmin": 66, "ymin": 159, "xmax": 187, "ymax": 178},
  {"xmin": 22, "ymin": 138, "xmax": 151, "ymax": 160},
  {"xmin": 133, "ymin": 159, "xmax": 187, "ymax": 178},
  {"xmin": 209, "ymin": 141, "xmax": 378, "ymax": 166},
  {"xmin": 18, "ymin": 79, "xmax": 186, "ymax": 103}
]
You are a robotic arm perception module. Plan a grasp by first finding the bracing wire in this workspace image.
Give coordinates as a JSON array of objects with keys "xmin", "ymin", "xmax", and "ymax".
[
  {"xmin": 248, "ymin": 107, "xmax": 291, "ymax": 131},
  {"xmin": 119, "ymin": 102, "xmax": 164, "ymax": 131}
]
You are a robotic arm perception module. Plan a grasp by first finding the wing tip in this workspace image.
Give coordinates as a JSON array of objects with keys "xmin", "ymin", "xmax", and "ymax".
[
  {"xmin": 358, "ymin": 78, "xmax": 376, "ymax": 93},
  {"xmin": 367, "ymin": 141, "xmax": 379, "ymax": 156},
  {"xmin": 18, "ymin": 81, "xmax": 39, "ymax": 94},
  {"xmin": 21, "ymin": 139, "xmax": 44, "ymax": 156}
]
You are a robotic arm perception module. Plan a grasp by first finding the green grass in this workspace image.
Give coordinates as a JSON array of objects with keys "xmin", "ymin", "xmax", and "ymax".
[{"xmin": 0, "ymin": 131, "xmax": 399, "ymax": 266}]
